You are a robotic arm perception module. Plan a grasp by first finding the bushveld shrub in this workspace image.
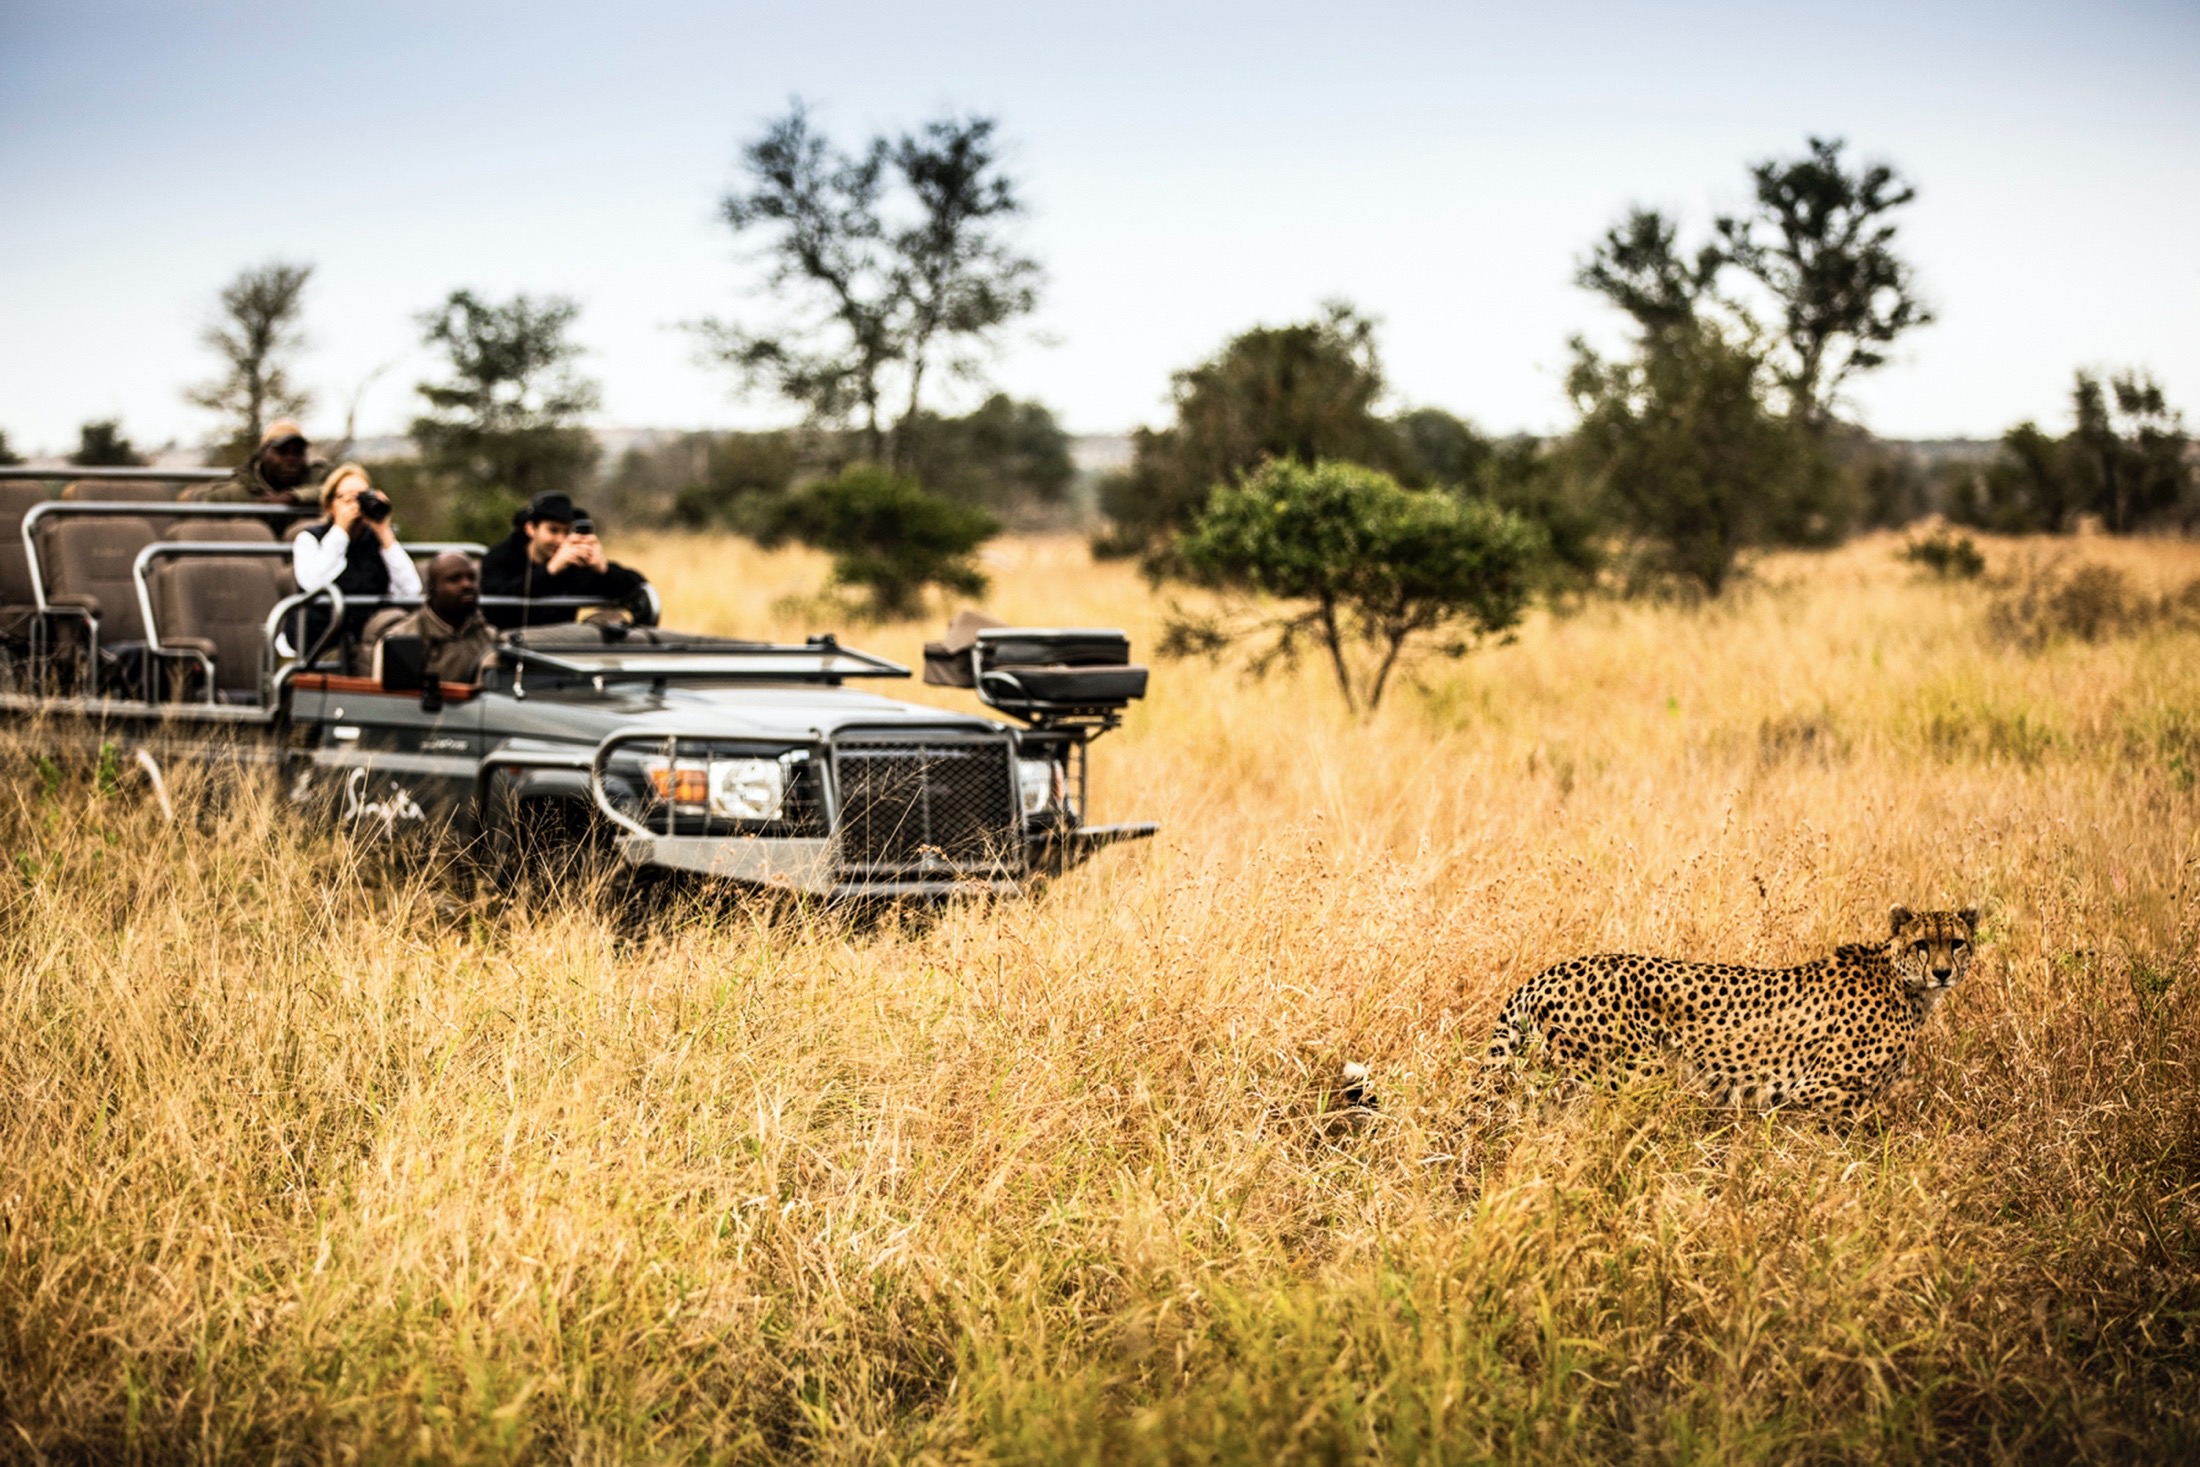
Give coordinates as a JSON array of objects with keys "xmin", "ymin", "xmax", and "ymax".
[
  {"xmin": 1164, "ymin": 458, "xmax": 1542, "ymax": 712},
  {"xmin": 756, "ymin": 463, "xmax": 996, "ymax": 620},
  {"xmin": 1899, "ymin": 527, "xmax": 1986, "ymax": 580},
  {"xmin": 1988, "ymin": 558, "xmax": 2146, "ymax": 648}
]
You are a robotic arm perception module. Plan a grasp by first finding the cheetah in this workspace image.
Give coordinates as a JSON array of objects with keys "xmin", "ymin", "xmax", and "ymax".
[{"xmin": 1482, "ymin": 907, "xmax": 1980, "ymax": 1119}]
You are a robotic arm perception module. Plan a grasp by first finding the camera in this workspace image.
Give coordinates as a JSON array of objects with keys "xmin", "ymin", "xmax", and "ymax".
[
  {"xmin": 357, "ymin": 489, "xmax": 393, "ymax": 523},
  {"xmin": 571, "ymin": 515, "xmax": 595, "ymax": 536}
]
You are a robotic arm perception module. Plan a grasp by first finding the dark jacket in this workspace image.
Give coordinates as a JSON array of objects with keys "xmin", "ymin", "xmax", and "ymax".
[
  {"xmin": 192, "ymin": 446, "xmax": 323, "ymax": 504},
  {"xmin": 479, "ymin": 530, "xmax": 648, "ymax": 629}
]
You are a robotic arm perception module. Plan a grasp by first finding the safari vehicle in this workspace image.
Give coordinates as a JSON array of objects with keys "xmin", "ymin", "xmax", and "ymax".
[{"xmin": 0, "ymin": 467, "xmax": 1154, "ymax": 899}]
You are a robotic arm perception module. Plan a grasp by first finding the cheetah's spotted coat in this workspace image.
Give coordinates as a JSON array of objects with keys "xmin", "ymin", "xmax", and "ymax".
[{"xmin": 1484, "ymin": 907, "xmax": 1980, "ymax": 1119}]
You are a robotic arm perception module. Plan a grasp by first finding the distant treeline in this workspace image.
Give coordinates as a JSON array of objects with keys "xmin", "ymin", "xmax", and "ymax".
[
  {"xmin": 7, "ymin": 118, "xmax": 2191, "ymax": 609},
  {"xmin": 595, "ymin": 394, "xmax": 1078, "ymax": 533}
]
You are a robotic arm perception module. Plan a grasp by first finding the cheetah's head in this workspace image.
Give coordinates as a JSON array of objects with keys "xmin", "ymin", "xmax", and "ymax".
[{"xmin": 1888, "ymin": 906, "xmax": 1980, "ymax": 994}]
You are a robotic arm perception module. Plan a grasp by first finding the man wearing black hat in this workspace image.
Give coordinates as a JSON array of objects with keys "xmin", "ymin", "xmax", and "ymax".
[{"xmin": 478, "ymin": 491, "xmax": 652, "ymax": 630}]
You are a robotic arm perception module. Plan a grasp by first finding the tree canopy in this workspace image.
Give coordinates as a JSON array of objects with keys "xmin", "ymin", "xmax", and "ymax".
[
  {"xmin": 69, "ymin": 420, "xmax": 145, "ymax": 467},
  {"xmin": 1098, "ymin": 302, "xmax": 1404, "ymax": 557},
  {"xmin": 703, "ymin": 103, "xmax": 1040, "ymax": 466},
  {"xmin": 185, "ymin": 261, "xmax": 313, "ymax": 462},
  {"xmin": 1715, "ymin": 138, "xmax": 1933, "ymax": 428},
  {"xmin": 1567, "ymin": 320, "xmax": 1828, "ymax": 596},
  {"xmin": 1578, "ymin": 137, "xmax": 1930, "ymax": 429},
  {"xmin": 411, "ymin": 289, "xmax": 601, "ymax": 539},
  {"xmin": 1169, "ymin": 459, "xmax": 1542, "ymax": 712},
  {"xmin": 755, "ymin": 463, "xmax": 997, "ymax": 619},
  {"xmin": 1950, "ymin": 370, "xmax": 2192, "ymax": 534}
]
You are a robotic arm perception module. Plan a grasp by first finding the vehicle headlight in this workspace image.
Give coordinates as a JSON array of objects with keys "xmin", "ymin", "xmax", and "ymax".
[
  {"xmin": 709, "ymin": 757, "xmax": 785, "ymax": 821},
  {"xmin": 644, "ymin": 755, "xmax": 787, "ymax": 821},
  {"xmin": 1016, "ymin": 757, "xmax": 1057, "ymax": 817}
]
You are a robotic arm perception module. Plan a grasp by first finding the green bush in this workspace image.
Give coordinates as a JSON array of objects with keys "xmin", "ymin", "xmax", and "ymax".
[
  {"xmin": 1167, "ymin": 458, "xmax": 1543, "ymax": 711},
  {"xmin": 1899, "ymin": 528, "xmax": 1985, "ymax": 580},
  {"xmin": 758, "ymin": 464, "xmax": 997, "ymax": 620}
]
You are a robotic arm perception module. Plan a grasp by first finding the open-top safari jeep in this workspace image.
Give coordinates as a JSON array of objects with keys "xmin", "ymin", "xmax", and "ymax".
[{"xmin": 0, "ymin": 467, "xmax": 1154, "ymax": 899}]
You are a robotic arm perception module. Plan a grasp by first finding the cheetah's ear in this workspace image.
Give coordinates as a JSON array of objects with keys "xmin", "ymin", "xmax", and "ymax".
[
  {"xmin": 1958, "ymin": 907, "xmax": 1981, "ymax": 932},
  {"xmin": 1889, "ymin": 905, "xmax": 1914, "ymax": 935}
]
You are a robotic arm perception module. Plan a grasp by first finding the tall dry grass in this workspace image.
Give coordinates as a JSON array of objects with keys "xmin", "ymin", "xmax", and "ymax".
[{"xmin": 2, "ymin": 530, "xmax": 2197, "ymax": 1461}]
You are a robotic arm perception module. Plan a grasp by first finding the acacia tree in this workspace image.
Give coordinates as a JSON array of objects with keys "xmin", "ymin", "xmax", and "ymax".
[
  {"xmin": 1167, "ymin": 459, "xmax": 1542, "ymax": 713},
  {"xmin": 1953, "ymin": 370, "xmax": 2193, "ymax": 534},
  {"xmin": 2070, "ymin": 370, "xmax": 2190, "ymax": 533},
  {"xmin": 1576, "ymin": 209, "xmax": 1724, "ymax": 339},
  {"xmin": 186, "ymin": 261, "xmax": 313, "ymax": 459},
  {"xmin": 702, "ymin": 102, "xmax": 1040, "ymax": 466}
]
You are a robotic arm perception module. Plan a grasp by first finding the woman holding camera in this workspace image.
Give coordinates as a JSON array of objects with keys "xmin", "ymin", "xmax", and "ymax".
[{"xmin": 291, "ymin": 463, "xmax": 422, "ymax": 667}]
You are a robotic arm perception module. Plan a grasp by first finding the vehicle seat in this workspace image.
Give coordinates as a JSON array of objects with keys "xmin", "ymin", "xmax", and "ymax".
[
  {"xmin": 42, "ymin": 515, "xmax": 158, "ymax": 644},
  {"xmin": 151, "ymin": 555, "xmax": 285, "ymax": 699},
  {"xmin": 0, "ymin": 483, "xmax": 51, "ymax": 639},
  {"xmin": 62, "ymin": 480, "xmax": 176, "ymax": 534},
  {"xmin": 163, "ymin": 519, "xmax": 277, "ymax": 544}
]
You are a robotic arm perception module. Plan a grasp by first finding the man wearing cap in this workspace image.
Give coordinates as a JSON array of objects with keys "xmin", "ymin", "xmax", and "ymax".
[
  {"xmin": 478, "ymin": 491, "xmax": 651, "ymax": 630},
  {"xmin": 365, "ymin": 552, "xmax": 499, "ymax": 685},
  {"xmin": 195, "ymin": 419, "xmax": 323, "ymax": 504}
]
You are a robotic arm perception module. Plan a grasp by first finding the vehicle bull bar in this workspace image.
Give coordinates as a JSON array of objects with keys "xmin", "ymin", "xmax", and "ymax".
[
  {"xmin": 582, "ymin": 728, "xmax": 1041, "ymax": 898},
  {"xmin": 585, "ymin": 728, "xmax": 844, "ymax": 893}
]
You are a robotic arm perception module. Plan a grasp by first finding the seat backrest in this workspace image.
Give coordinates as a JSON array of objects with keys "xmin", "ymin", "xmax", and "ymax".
[
  {"xmin": 0, "ymin": 484, "xmax": 49, "ymax": 517},
  {"xmin": 62, "ymin": 480, "xmax": 175, "ymax": 504},
  {"xmin": 42, "ymin": 516, "xmax": 158, "ymax": 643},
  {"xmin": 152, "ymin": 556, "xmax": 285, "ymax": 694},
  {"xmin": 63, "ymin": 481, "xmax": 176, "ymax": 535},
  {"xmin": 0, "ymin": 484, "xmax": 53, "ymax": 609},
  {"xmin": 164, "ymin": 519, "xmax": 276, "ymax": 544}
]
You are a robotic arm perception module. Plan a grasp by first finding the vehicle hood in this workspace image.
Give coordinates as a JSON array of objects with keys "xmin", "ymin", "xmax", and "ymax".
[{"xmin": 478, "ymin": 680, "xmax": 1005, "ymax": 750}]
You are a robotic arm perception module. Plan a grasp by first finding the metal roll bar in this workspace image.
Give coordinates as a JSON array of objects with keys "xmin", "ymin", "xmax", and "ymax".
[
  {"xmin": 0, "ymin": 466, "xmax": 233, "ymax": 483},
  {"xmin": 16, "ymin": 502, "xmax": 307, "ymax": 698},
  {"xmin": 262, "ymin": 585, "xmax": 348, "ymax": 701},
  {"xmin": 20, "ymin": 500, "xmax": 303, "ymax": 615}
]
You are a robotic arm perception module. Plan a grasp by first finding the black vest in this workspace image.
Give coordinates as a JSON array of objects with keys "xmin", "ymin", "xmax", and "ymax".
[{"xmin": 310, "ymin": 519, "xmax": 391, "ymax": 598}]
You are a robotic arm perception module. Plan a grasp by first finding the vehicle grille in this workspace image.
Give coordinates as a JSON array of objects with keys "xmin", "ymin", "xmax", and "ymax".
[{"xmin": 832, "ymin": 735, "xmax": 1022, "ymax": 877}]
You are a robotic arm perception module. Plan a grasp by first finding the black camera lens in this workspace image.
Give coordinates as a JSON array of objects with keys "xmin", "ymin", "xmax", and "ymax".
[
  {"xmin": 359, "ymin": 490, "xmax": 392, "ymax": 522},
  {"xmin": 572, "ymin": 515, "xmax": 594, "ymax": 536}
]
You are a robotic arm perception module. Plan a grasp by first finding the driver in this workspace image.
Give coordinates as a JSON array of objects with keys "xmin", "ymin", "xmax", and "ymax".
[
  {"xmin": 195, "ymin": 419, "xmax": 323, "ymax": 505},
  {"xmin": 479, "ymin": 491, "xmax": 650, "ymax": 630},
  {"xmin": 366, "ymin": 552, "xmax": 498, "ymax": 685}
]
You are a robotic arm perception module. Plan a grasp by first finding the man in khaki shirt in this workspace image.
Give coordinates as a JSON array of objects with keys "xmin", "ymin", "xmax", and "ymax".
[
  {"xmin": 366, "ymin": 552, "xmax": 499, "ymax": 685},
  {"xmin": 193, "ymin": 419, "xmax": 323, "ymax": 504}
]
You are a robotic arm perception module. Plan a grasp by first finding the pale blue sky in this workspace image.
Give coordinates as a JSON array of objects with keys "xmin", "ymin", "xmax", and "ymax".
[{"xmin": 3, "ymin": 0, "xmax": 2196, "ymax": 455}]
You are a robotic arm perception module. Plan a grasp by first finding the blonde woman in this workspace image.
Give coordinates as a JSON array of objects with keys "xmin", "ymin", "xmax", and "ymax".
[{"xmin": 291, "ymin": 464, "xmax": 422, "ymax": 667}]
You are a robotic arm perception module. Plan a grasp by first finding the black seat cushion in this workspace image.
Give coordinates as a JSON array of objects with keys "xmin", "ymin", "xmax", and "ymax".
[{"xmin": 980, "ymin": 664, "xmax": 1148, "ymax": 708}]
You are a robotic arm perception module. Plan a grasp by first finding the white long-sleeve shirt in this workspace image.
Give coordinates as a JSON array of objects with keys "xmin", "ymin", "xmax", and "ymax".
[{"xmin": 291, "ymin": 522, "xmax": 423, "ymax": 601}]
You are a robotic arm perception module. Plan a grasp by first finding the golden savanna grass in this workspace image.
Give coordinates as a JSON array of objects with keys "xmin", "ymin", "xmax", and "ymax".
[{"xmin": 3, "ymin": 529, "xmax": 2197, "ymax": 1461}]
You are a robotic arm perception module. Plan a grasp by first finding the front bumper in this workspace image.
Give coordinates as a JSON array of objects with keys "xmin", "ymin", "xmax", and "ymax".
[{"xmin": 611, "ymin": 820, "xmax": 1159, "ymax": 899}]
